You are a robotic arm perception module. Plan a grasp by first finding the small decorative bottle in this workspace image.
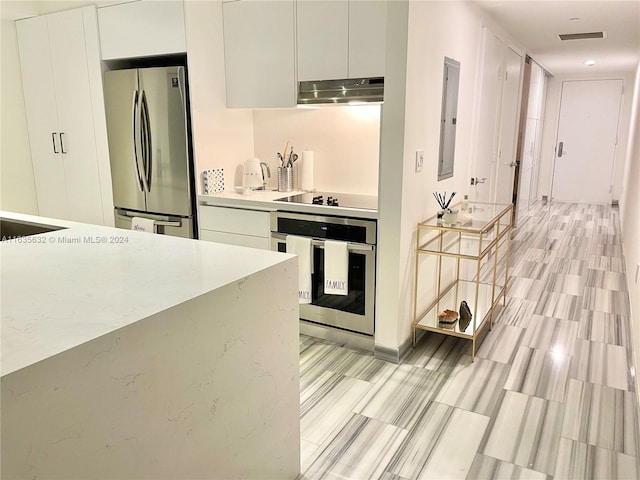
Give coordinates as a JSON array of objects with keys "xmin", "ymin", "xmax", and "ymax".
[
  {"xmin": 460, "ymin": 195, "xmax": 470, "ymax": 223},
  {"xmin": 461, "ymin": 194, "xmax": 469, "ymax": 212}
]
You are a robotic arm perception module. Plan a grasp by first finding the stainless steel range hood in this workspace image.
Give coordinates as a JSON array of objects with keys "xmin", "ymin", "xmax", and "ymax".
[{"xmin": 297, "ymin": 77, "xmax": 384, "ymax": 105}]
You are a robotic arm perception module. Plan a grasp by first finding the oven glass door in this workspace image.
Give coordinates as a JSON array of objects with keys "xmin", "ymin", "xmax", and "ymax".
[
  {"xmin": 312, "ymin": 247, "xmax": 365, "ymax": 315},
  {"xmin": 274, "ymin": 238, "xmax": 375, "ymax": 335}
]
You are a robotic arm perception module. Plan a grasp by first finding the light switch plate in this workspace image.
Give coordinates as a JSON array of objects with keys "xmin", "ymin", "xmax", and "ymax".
[{"xmin": 415, "ymin": 150, "xmax": 424, "ymax": 173}]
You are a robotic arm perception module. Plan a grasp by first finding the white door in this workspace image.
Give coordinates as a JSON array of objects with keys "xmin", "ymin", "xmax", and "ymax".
[
  {"xmin": 516, "ymin": 61, "xmax": 545, "ymax": 219},
  {"xmin": 472, "ymin": 27, "xmax": 504, "ymax": 203},
  {"xmin": 552, "ymin": 79, "xmax": 623, "ymax": 204},
  {"xmin": 494, "ymin": 47, "xmax": 523, "ymax": 205},
  {"xmin": 16, "ymin": 15, "xmax": 69, "ymax": 219},
  {"xmin": 48, "ymin": 9, "xmax": 105, "ymax": 224},
  {"xmin": 527, "ymin": 63, "xmax": 546, "ymax": 209}
]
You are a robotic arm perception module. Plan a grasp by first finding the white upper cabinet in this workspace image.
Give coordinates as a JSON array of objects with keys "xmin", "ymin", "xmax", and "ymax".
[
  {"xmin": 98, "ymin": 0, "xmax": 186, "ymax": 60},
  {"xmin": 296, "ymin": 0, "xmax": 349, "ymax": 82},
  {"xmin": 223, "ymin": 0, "xmax": 296, "ymax": 108},
  {"xmin": 348, "ymin": 1, "xmax": 386, "ymax": 78},
  {"xmin": 17, "ymin": 7, "xmax": 111, "ymax": 225},
  {"xmin": 297, "ymin": 0, "xmax": 386, "ymax": 81}
]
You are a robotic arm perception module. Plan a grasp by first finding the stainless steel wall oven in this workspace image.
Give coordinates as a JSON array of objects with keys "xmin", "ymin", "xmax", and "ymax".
[{"xmin": 270, "ymin": 211, "xmax": 376, "ymax": 336}]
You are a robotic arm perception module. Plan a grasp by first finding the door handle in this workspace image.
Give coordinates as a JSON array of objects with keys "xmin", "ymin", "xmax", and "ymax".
[
  {"xmin": 60, "ymin": 132, "xmax": 66, "ymax": 154},
  {"xmin": 471, "ymin": 177, "xmax": 487, "ymax": 185},
  {"xmin": 509, "ymin": 161, "xmax": 518, "ymax": 167},
  {"xmin": 52, "ymin": 132, "xmax": 59, "ymax": 154},
  {"xmin": 558, "ymin": 141, "xmax": 564, "ymax": 157}
]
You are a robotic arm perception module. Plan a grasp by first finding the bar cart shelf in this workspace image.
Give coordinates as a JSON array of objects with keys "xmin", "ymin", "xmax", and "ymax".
[{"xmin": 412, "ymin": 202, "xmax": 513, "ymax": 360}]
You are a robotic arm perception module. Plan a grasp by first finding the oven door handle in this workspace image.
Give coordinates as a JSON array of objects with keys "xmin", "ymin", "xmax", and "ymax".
[{"xmin": 271, "ymin": 233, "xmax": 373, "ymax": 252}]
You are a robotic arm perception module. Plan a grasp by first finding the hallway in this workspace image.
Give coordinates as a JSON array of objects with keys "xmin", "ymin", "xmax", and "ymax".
[{"xmin": 299, "ymin": 202, "xmax": 638, "ymax": 479}]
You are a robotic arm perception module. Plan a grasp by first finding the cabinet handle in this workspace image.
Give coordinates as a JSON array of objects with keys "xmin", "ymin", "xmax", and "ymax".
[
  {"xmin": 52, "ymin": 132, "xmax": 59, "ymax": 154},
  {"xmin": 60, "ymin": 132, "xmax": 67, "ymax": 154}
]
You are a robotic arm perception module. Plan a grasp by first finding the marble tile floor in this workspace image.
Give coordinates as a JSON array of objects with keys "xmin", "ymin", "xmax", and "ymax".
[{"xmin": 298, "ymin": 203, "xmax": 639, "ymax": 480}]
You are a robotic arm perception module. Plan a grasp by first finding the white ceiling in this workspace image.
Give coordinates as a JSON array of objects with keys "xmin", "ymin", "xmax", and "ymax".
[{"xmin": 474, "ymin": 0, "xmax": 640, "ymax": 75}]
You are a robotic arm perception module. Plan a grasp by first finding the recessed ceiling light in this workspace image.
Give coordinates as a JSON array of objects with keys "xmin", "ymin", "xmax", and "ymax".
[{"xmin": 584, "ymin": 59, "xmax": 596, "ymax": 66}]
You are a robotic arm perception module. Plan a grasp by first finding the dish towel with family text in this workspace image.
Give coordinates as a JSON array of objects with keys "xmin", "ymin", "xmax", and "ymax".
[
  {"xmin": 286, "ymin": 235, "xmax": 312, "ymax": 304},
  {"xmin": 324, "ymin": 240, "xmax": 348, "ymax": 295}
]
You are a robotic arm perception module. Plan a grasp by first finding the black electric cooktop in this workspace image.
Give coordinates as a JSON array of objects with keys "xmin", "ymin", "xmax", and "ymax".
[{"xmin": 274, "ymin": 192, "xmax": 378, "ymax": 211}]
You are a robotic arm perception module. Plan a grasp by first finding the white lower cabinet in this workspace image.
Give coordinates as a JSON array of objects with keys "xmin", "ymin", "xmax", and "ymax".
[
  {"xmin": 199, "ymin": 205, "xmax": 271, "ymax": 250},
  {"xmin": 16, "ymin": 7, "xmax": 111, "ymax": 225}
]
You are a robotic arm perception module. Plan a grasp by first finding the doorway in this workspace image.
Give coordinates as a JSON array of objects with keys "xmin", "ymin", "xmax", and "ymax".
[
  {"xmin": 472, "ymin": 28, "xmax": 504, "ymax": 203},
  {"xmin": 551, "ymin": 79, "xmax": 623, "ymax": 204},
  {"xmin": 493, "ymin": 47, "xmax": 523, "ymax": 206},
  {"xmin": 514, "ymin": 59, "xmax": 547, "ymax": 225}
]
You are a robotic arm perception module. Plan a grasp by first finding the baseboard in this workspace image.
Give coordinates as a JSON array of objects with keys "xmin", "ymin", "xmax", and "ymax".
[
  {"xmin": 374, "ymin": 334, "xmax": 414, "ymax": 364},
  {"xmin": 374, "ymin": 345, "xmax": 399, "ymax": 363}
]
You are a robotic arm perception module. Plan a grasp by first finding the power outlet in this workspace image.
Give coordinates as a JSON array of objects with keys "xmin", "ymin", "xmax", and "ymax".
[{"xmin": 415, "ymin": 150, "xmax": 424, "ymax": 173}]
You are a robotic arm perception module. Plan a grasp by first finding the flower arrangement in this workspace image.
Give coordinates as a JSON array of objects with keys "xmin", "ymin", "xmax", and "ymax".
[{"xmin": 433, "ymin": 191, "xmax": 456, "ymax": 212}]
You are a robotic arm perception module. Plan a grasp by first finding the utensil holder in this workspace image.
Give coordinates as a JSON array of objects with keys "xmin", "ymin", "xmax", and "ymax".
[{"xmin": 278, "ymin": 165, "xmax": 297, "ymax": 192}]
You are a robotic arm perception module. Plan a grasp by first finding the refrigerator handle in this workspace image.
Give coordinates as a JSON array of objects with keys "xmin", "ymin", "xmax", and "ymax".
[
  {"xmin": 135, "ymin": 90, "xmax": 150, "ymax": 193},
  {"xmin": 131, "ymin": 89, "xmax": 145, "ymax": 192},
  {"xmin": 177, "ymin": 66, "xmax": 186, "ymax": 110},
  {"xmin": 141, "ymin": 90, "xmax": 152, "ymax": 192}
]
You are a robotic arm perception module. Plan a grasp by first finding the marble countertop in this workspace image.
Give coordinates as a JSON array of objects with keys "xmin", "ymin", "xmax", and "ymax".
[
  {"xmin": 199, "ymin": 189, "xmax": 379, "ymax": 219},
  {"xmin": 0, "ymin": 210, "xmax": 293, "ymax": 377}
]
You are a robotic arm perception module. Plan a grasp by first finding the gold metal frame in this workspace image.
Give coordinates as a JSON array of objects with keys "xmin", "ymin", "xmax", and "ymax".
[{"xmin": 412, "ymin": 202, "xmax": 513, "ymax": 360}]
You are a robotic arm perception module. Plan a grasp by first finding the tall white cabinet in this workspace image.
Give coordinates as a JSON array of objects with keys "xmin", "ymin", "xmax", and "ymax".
[{"xmin": 16, "ymin": 6, "xmax": 113, "ymax": 225}]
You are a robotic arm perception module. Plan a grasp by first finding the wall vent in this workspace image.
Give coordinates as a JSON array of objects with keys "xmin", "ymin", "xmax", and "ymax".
[{"xmin": 558, "ymin": 31, "xmax": 607, "ymax": 41}]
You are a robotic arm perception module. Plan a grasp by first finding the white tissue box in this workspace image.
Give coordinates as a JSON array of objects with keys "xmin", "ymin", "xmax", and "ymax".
[{"xmin": 202, "ymin": 169, "xmax": 225, "ymax": 194}]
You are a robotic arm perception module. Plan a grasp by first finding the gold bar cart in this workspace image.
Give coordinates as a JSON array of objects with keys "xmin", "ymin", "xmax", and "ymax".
[{"xmin": 412, "ymin": 202, "xmax": 513, "ymax": 360}]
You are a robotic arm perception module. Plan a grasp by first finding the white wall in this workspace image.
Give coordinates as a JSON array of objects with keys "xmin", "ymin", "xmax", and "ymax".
[
  {"xmin": 375, "ymin": 0, "xmax": 409, "ymax": 354},
  {"xmin": 537, "ymin": 71, "xmax": 635, "ymax": 203},
  {"xmin": 620, "ymin": 64, "xmax": 640, "ymax": 402},
  {"xmin": 0, "ymin": 19, "xmax": 38, "ymax": 214},
  {"xmin": 252, "ymin": 106, "xmax": 380, "ymax": 195},
  {"xmin": 184, "ymin": 0, "xmax": 254, "ymax": 193},
  {"xmin": 375, "ymin": 0, "xmax": 520, "ymax": 352}
]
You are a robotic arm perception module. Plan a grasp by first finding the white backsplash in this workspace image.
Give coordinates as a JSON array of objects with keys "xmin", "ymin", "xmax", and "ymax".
[{"xmin": 252, "ymin": 105, "xmax": 381, "ymax": 195}]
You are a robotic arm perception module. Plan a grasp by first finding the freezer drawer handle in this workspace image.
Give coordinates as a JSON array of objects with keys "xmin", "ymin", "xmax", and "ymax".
[{"xmin": 117, "ymin": 213, "xmax": 181, "ymax": 227}]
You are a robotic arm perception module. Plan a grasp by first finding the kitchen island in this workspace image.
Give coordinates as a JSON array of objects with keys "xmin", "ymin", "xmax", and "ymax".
[{"xmin": 1, "ymin": 211, "xmax": 300, "ymax": 479}]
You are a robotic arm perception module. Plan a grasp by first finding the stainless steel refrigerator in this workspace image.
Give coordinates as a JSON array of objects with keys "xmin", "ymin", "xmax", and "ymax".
[{"xmin": 104, "ymin": 66, "xmax": 196, "ymax": 238}]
